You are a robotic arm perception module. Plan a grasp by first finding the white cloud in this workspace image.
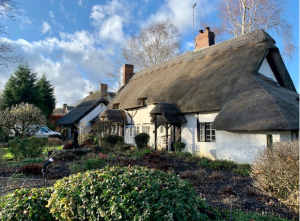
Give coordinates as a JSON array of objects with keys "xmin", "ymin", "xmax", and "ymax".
[
  {"xmin": 0, "ymin": 31, "xmax": 112, "ymax": 107},
  {"xmin": 90, "ymin": 0, "xmax": 135, "ymax": 51},
  {"xmin": 59, "ymin": 3, "xmax": 77, "ymax": 23},
  {"xmin": 78, "ymin": 0, "xmax": 86, "ymax": 6},
  {"xmin": 145, "ymin": 0, "xmax": 216, "ymax": 33},
  {"xmin": 42, "ymin": 22, "xmax": 51, "ymax": 34},
  {"xmin": 49, "ymin": 11, "xmax": 54, "ymax": 19}
]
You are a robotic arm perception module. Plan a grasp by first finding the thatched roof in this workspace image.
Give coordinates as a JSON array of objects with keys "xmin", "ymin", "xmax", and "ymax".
[
  {"xmin": 56, "ymin": 98, "xmax": 108, "ymax": 125},
  {"xmin": 150, "ymin": 103, "xmax": 187, "ymax": 123},
  {"xmin": 81, "ymin": 91, "xmax": 116, "ymax": 103},
  {"xmin": 99, "ymin": 109, "xmax": 128, "ymax": 123},
  {"xmin": 52, "ymin": 106, "xmax": 74, "ymax": 115},
  {"xmin": 107, "ymin": 29, "xmax": 298, "ymax": 131}
]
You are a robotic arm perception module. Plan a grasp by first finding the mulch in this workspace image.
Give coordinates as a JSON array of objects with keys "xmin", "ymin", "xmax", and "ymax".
[{"xmin": 0, "ymin": 150, "xmax": 298, "ymax": 220}]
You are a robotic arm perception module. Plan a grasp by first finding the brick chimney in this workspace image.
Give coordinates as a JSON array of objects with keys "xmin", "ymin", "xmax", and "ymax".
[
  {"xmin": 63, "ymin": 103, "xmax": 67, "ymax": 111},
  {"xmin": 123, "ymin": 64, "xmax": 134, "ymax": 86},
  {"xmin": 99, "ymin": 83, "xmax": 108, "ymax": 92},
  {"xmin": 195, "ymin": 27, "xmax": 215, "ymax": 50}
]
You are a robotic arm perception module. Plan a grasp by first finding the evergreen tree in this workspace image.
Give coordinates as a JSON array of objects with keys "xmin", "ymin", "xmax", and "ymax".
[
  {"xmin": 0, "ymin": 64, "xmax": 56, "ymax": 118},
  {"xmin": 0, "ymin": 64, "xmax": 38, "ymax": 110},
  {"xmin": 36, "ymin": 75, "xmax": 56, "ymax": 118}
]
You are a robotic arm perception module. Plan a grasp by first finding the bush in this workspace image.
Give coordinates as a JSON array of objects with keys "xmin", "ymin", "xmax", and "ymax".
[
  {"xmin": 209, "ymin": 160, "xmax": 236, "ymax": 170},
  {"xmin": 63, "ymin": 142, "xmax": 73, "ymax": 150},
  {"xmin": 47, "ymin": 166, "xmax": 209, "ymax": 220},
  {"xmin": 251, "ymin": 140, "xmax": 299, "ymax": 213},
  {"xmin": 174, "ymin": 142, "xmax": 186, "ymax": 151},
  {"xmin": 0, "ymin": 188, "xmax": 53, "ymax": 221},
  {"xmin": 101, "ymin": 134, "xmax": 124, "ymax": 150},
  {"xmin": 233, "ymin": 164, "xmax": 251, "ymax": 176},
  {"xmin": 18, "ymin": 163, "xmax": 43, "ymax": 176},
  {"xmin": 198, "ymin": 158, "xmax": 211, "ymax": 167},
  {"xmin": 85, "ymin": 158, "xmax": 106, "ymax": 170},
  {"xmin": 47, "ymin": 138, "xmax": 62, "ymax": 146},
  {"xmin": 134, "ymin": 133, "xmax": 150, "ymax": 149},
  {"xmin": 9, "ymin": 137, "xmax": 48, "ymax": 159}
]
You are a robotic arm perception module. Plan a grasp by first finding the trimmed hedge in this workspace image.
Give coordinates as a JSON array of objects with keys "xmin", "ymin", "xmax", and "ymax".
[
  {"xmin": 134, "ymin": 133, "xmax": 150, "ymax": 149},
  {"xmin": 0, "ymin": 188, "xmax": 54, "ymax": 221},
  {"xmin": 174, "ymin": 142, "xmax": 186, "ymax": 151},
  {"xmin": 47, "ymin": 166, "xmax": 209, "ymax": 220}
]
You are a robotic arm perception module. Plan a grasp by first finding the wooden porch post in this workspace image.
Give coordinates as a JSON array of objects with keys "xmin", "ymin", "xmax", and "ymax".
[
  {"xmin": 165, "ymin": 122, "xmax": 168, "ymax": 151},
  {"xmin": 154, "ymin": 122, "xmax": 157, "ymax": 151}
]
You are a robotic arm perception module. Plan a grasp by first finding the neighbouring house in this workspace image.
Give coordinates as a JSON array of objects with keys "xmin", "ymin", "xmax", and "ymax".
[
  {"xmin": 56, "ymin": 84, "xmax": 115, "ymax": 139},
  {"xmin": 99, "ymin": 28, "xmax": 299, "ymax": 163},
  {"xmin": 49, "ymin": 104, "xmax": 75, "ymax": 131}
]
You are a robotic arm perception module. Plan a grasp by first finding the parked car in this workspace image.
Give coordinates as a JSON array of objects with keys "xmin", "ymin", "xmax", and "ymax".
[{"xmin": 34, "ymin": 126, "xmax": 62, "ymax": 139}]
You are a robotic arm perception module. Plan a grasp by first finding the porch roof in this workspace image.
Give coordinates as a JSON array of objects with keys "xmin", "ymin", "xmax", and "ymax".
[{"xmin": 99, "ymin": 109, "xmax": 128, "ymax": 123}]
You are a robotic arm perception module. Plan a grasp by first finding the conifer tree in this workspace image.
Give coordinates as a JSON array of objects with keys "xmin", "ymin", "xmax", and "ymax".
[{"xmin": 36, "ymin": 75, "xmax": 56, "ymax": 118}]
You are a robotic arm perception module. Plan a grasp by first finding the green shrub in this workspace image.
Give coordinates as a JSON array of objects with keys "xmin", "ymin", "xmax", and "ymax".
[
  {"xmin": 251, "ymin": 140, "xmax": 299, "ymax": 213},
  {"xmin": 174, "ymin": 142, "xmax": 186, "ymax": 151},
  {"xmin": 0, "ymin": 188, "xmax": 54, "ymax": 221},
  {"xmin": 101, "ymin": 134, "xmax": 124, "ymax": 150},
  {"xmin": 47, "ymin": 166, "xmax": 209, "ymax": 220},
  {"xmin": 134, "ymin": 133, "xmax": 150, "ymax": 149},
  {"xmin": 9, "ymin": 137, "xmax": 48, "ymax": 159},
  {"xmin": 233, "ymin": 164, "xmax": 251, "ymax": 176},
  {"xmin": 69, "ymin": 164, "xmax": 86, "ymax": 174},
  {"xmin": 198, "ymin": 158, "xmax": 211, "ymax": 168},
  {"xmin": 85, "ymin": 158, "xmax": 106, "ymax": 170},
  {"xmin": 209, "ymin": 160, "xmax": 236, "ymax": 170}
]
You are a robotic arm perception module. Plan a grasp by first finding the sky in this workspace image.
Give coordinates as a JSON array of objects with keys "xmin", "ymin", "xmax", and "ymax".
[{"xmin": 0, "ymin": 0, "xmax": 299, "ymax": 108}]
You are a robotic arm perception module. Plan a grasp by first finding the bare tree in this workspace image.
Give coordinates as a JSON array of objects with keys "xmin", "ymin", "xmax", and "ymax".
[
  {"xmin": 0, "ymin": 102, "xmax": 46, "ymax": 138},
  {"xmin": 0, "ymin": 0, "xmax": 21, "ymax": 67},
  {"xmin": 104, "ymin": 59, "xmax": 124, "ymax": 92},
  {"xmin": 122, "ymin": 19, "xmax": 182, "ymax": 71},
  {"xmin": 219, "ymin": 0, "xmax": 296, "ymax": 58}
]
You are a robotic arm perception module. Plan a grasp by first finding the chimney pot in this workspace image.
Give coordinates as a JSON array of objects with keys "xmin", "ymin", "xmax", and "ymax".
[
  {"xmin": 123, "ymin": 64, "xmax": 134, "ymax": 86},
  {"xmin": 89, "ymin": 91, "xmax": 93, "ymax": 95},
  {"xmin": 195, "ymin": 26, "xmax": 215, "ymax": 50},
  {"xmin": 63, "ymin": 103, "xmax": 67, "ymax": 111},
  {"xmin": 100, "ymin": 84, "xmax": 108, "ymax": 93}
]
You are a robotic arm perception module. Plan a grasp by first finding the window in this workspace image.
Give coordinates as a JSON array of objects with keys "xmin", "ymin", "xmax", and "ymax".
[
  {"xmin": 267, "ymin": 135, "xmax": 273, "ymax": 147},
  {"xmin": 113, "ymin": 103, "xmax": 119, "ymax": 109},
  {"xmin": 134, "ymin": 125, "xmax": 140, "ymax": 136},
  {"xmin": 137, "ymin": 97, "xmax": 147, "ymax": 106},
  {"xmin": 142, "ymin": 124, "xmax": 150, "ymax": 135},
  {"xmin": 160, "ymin": 125, "xmax": 164, "ymax": 133},
  {"xmin": 198, "ymin": 123, "xmax": 215, "ymax": 142},
  {"xmin": 40, "ymin": 128, "xmax": 48, "ymax": 133}
]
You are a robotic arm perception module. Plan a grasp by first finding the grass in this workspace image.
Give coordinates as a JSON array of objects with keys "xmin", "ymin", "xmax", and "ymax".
[{"xmin": 0, "ymin": 145, "xmax": 63, "ymax": 160}]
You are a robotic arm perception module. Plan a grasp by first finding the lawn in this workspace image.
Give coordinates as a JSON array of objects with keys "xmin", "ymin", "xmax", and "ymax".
[{"xmin": 0, "ymin": 145, "xmax": 63, "ymax": 160}]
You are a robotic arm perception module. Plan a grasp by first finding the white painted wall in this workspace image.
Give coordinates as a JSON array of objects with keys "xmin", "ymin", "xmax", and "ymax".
[
  {"xmin": 181, "ymin": 112, "xmax": 219, "ymax": 160},
  {"xmin": 79, "ymin": 103, "xmax": 106, "ymax": 133},
  {"xmin": 258, "ymin": 58, "xmax": 278, "ymax": 82},
  {"xmin": 216, "ymin": 130, "xmax": 293, "ymax": 164},
  {"xmin": 122, "ymin": 105, "xmax": 294, "ymax": 164}
]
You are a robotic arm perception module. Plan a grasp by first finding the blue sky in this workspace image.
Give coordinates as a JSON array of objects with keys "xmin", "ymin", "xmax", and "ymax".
[{"xmin": 0, "ymin": 0, "xmax": 298, "ymax": 107}]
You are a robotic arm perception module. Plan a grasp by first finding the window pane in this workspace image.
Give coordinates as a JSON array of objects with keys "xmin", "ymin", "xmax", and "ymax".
[{"xmin": 200, "ymin": 124, "xmax": 205, "ymax": 141}]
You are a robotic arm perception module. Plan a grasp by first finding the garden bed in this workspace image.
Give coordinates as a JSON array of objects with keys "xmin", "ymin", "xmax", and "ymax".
[{"xmin": 0, "ymin": 148, "xmax": 298, "ymax": 220}]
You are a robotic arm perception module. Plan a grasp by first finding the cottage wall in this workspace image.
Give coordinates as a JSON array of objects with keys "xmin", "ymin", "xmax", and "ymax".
[
  {"xmin": 79, "ymin": 103, "xmax": 106, "ymax": 133},
  {"xmin": 216, "ymin": 131, "xmax": 292, "ymax": 163},
  {"xmin": 123, "ymin": 107, "xmax": 294, "ymax": 164}
]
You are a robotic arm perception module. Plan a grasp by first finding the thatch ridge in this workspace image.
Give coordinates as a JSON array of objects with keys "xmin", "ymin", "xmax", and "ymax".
[{"xmin": 107, "ymin": 29, "xmax": 298, "ymax": 131}]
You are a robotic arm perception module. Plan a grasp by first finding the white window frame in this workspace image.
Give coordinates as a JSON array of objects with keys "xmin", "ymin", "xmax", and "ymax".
[
  {"xmin": 142, "ymin": 124, "xmax": 150, "ymax": 135},
  {"xmin": 198, "ymin": 122, "xmax": 216, "ymax": 142}
]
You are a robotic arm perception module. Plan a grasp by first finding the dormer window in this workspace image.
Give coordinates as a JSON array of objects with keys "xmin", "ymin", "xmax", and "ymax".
[
  {"xmin": 113, "ymin": 103, "xmax": 119, "ymax": 109},
  {"xmin": 137, "ymin": 97, "xmax": 147, "ymax": 106}
]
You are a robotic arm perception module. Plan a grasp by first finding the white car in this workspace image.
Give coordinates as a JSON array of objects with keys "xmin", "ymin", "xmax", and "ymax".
[{"xmin": 34, "ymin": 126, "xmax": 62, "ymax": 139}]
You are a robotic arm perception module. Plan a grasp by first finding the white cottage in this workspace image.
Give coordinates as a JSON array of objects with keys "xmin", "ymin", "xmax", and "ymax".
[
  {"xmin": 99, "ymin": 29, "xmax": 299, "ymax": 164},
  {"xmin": 56, "ymin": 84, "xmax": 115, "ymax": 138}
]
